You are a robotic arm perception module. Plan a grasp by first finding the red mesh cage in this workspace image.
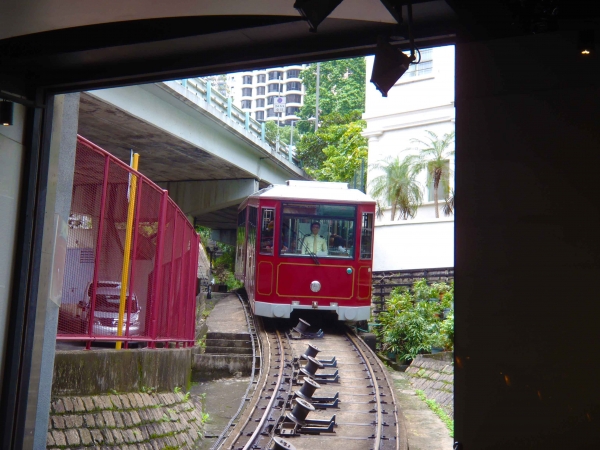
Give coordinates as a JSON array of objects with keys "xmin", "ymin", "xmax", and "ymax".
[{"xmin": 57, "ymin": 136, "xmax": 199, "ymax": 348}]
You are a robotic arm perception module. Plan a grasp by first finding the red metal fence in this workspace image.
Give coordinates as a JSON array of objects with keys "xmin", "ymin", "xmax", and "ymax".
[{"xmin": 57, "ymin": 136, "xmax": 199, "ymax": 348}]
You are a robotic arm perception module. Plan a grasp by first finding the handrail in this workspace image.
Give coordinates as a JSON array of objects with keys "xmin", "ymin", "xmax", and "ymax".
[{"xmin": 174, "ymin": 78, "xmax": 301, "ymax": 167}]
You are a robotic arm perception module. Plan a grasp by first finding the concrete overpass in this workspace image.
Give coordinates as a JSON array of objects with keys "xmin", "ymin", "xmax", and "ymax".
[{"xmin": 78, "ymin": 78, "xmax": 309, "ymax": 243}]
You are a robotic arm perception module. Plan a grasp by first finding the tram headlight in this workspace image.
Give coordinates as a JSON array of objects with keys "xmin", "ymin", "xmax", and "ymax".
[{"xmin": 310, "ymin": 281, "xmax": 321, "ymax": 292}]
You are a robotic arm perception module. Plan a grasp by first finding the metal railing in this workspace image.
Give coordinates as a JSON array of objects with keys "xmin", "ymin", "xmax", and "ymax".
[
  {"xmin": 371, "ymin": 267, "xmax": 454, "ymax": 314},
  {"xmin": 174, "ymin": 78, "xmax": 301, "ymax": 167},
  {"xmin": 56, "ymin": 136, "xmax": 200, "ymax": 348}
]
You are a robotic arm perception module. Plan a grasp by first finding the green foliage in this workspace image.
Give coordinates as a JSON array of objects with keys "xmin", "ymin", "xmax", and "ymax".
[
  {"xmin": 376, "ymin": 279, "xmax": 454, "ymax": 362},
  {"xmin": 415, "ymin": 390, "xmax": 454, "ymax": 437},
  {"xmin": 264, "ymin": 121, "xmax": 301, "ymax": 147},
  {"xmin": 405, "ymin": 130, "xmax": 455, "ymax": 218},
  {"xmin": 370, "ymin": 156, "xmax": 423, "ymax": 220},
  {"xmin": 298, "ymin": 57, "xmax": 366, "ymax": 128},
  {"xmin": 196, "ymin": 335, "xmax": 207, "ymax": 351},
  {"xmin": 295, "ymin": 111, "xmax": 367, "ymax": 184},
  {"xmin": 201, "ymin": 412, "xmax": 210, "ymax": 423},
  {"xmin": 174, "ymin": 386, "xmax": 182, "ymax": 394}
]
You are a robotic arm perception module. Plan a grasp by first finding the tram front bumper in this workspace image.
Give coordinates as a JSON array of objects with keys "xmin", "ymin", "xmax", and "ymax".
[{"xmin": 254, "ymin": 301, "xmax": 370, "ymax": 321}]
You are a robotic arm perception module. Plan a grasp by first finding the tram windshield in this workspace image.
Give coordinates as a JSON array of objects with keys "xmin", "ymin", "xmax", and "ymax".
[{"xmin": 280, "ymin": 203, "xmax": 355, "ymax": 258}]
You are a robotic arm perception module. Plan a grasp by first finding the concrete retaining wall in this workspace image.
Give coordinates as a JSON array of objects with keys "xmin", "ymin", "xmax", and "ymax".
[
  {"xmin": 47, "ymin": 391, "xmax": 204, "ymax": 449},
  {"xmin": 52, "ymin": 348, "xmax": 192, "ymax": 396},
  {"xmin": 405, "ymin": 353, "xmax": 454, "ymax": 418}
]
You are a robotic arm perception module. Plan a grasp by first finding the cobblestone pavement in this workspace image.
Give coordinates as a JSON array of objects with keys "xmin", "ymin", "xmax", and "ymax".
[
  {"xmin": 405, "ymin": 356, "xmax": 454, "ymax": 418},
  {"xmin": 47, "ymin": 391, "xmax": 206, "ymax": 449}
]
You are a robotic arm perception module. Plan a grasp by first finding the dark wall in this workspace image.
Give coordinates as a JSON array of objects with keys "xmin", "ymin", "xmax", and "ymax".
[{"xmin": 455, "ymin": 30, "xmax": 600, "ymax": 448}]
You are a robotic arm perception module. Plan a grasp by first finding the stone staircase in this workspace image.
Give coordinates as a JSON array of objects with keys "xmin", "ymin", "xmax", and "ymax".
[{"xmin": 192, "ymin": 332, "xmax": 255, "ymax": 380}]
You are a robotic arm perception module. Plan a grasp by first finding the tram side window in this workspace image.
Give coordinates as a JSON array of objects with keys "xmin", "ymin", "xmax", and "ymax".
[
  {"xmin": 235, "ymin": 208, "xmax": 247, "ymax": 276},
  {"xmin": 280, "ymin": 203, "xmax": 355, "ymax": 258},
  {"xmin": 248, "ymin": 207, "xmax": 258, "ymax": 250},
  {"xmin": 360, "ymin": 212, "xmax": 374, "ymax": 259},
  {"xmin": 260, "ymin": 208, "xmax": 276, "ymax": 255}
]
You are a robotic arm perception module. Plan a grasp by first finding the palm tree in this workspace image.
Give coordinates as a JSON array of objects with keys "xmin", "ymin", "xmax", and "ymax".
[
  {"xmin": 369, "ymin": 156, "xmax": 423, "ymax": 220},
  {"xmin": 406, "ymin": 130, "xmax": 455, "ymax": 218}
]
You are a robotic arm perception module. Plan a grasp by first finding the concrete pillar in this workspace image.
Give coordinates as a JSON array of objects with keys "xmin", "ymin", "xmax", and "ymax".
[
  {"xmin": 455, "ymin": 31, "xmax": 600, "ymax": 448},
  {"xmin": 0, "ymin": 101, "xmax": 28, "ymax": 390},
  {"xmin": 22, "ymin": 94, "xmax": 80, "ymax": 449}
]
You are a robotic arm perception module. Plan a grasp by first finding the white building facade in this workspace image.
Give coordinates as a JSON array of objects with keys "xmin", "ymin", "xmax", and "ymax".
[
  {"xmin": 229, "ymin": 65, "xmax": 306, "ymax": 125},
  {"xmin": 364, "ymin": 45, "xmax": 455, "ymax": 271}
]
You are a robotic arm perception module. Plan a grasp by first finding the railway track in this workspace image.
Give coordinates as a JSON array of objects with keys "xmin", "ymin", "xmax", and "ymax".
[{"xmin": 212, "ymin": 302, "xmax": 406, "ymax": 450}]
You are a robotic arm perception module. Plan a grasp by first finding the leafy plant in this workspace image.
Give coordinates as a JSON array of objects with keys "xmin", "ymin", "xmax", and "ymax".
[
  {"xmin": 376, "ymin": 279, "xmax": 454, "ymax": 362},
  {"xmin": 405, "ymin": 130, "xmax": 455, "ymax": 218},
  {"xmin": 174, "ymin": 386, "xmax": 182, "ymax": 394}
]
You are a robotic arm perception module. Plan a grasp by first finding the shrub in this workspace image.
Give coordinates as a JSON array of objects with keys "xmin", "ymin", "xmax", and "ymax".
[{"xmin": 376, "ymin": 279, "xmax": 454, "ymax": 362}]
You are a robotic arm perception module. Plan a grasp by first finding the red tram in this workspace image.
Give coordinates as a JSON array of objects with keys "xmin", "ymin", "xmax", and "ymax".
[{"xmin": 235, "ymin": 180, "xmax": 376, "ymax": 321}]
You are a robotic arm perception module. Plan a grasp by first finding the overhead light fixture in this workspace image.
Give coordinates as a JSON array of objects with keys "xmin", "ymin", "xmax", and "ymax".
[
  {"xmin": 294, "ymin": 0, "xmax": 344, "ymax": 32},
  {"xmin": 578, "ymin": 30, "xmax": 595, "ymax": 56},
  {"xmin": 371, "ymin": 37, "xmax": 415, "ymax": 97},
  {"xmin": 1, "ymin": 100, "xmax": 14, "ymax": 126}
]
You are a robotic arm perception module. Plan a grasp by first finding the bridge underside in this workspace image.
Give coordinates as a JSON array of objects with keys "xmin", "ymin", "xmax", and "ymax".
[{"xmin": 78, "ymin": 87, "xmax": 294, "ymax": 239}]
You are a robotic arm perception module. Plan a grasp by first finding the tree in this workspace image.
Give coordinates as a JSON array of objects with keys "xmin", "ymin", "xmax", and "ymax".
[
  {"xmin": 369, "ymin": 156, "xmax": 423, "ymax": 220},
  {"xmin": 295, "ymin": 111, "xmax": 367, "ymax": 184},
  {"xmin": 405, "ymin": 130, "xmax": 455, "ymax": 218},
  {"xmin": 298, "ymin": 58, "xmax": 366, "ymax": 132},
  {"xmin": 264, "ymin": 121, "xmax": 300, "ymax": 148}
]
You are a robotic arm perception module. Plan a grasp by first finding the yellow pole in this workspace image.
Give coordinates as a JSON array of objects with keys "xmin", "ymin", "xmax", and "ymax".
[{"xmin": 116, "ymin": 153, "xmax": 139, "ymax": 349}]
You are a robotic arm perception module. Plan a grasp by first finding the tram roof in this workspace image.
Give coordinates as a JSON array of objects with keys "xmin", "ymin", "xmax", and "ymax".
[{"xmin": 250, "ymin": 180, "xmax": 375, "ymax": 204}]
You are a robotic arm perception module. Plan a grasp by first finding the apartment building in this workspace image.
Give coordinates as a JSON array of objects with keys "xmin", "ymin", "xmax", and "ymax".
[{"xmin": 229, "ymin": 65, "xmax": 306, "ymax": 124}]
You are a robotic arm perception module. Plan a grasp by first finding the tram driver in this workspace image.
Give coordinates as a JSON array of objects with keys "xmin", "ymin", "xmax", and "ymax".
[{"xmin": 301, "ymin": 222, "xmax": 328, "ymax": 255}]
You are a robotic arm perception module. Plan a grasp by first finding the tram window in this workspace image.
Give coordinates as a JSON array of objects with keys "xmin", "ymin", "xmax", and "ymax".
[
  {"xmin": 280, "ymin": 203, "xmax": 355, "ymax": 258},
  {"xmin": 235, "ymin": 208, "xmax": 247, "ymax": 275},
  {"xmin": 260, "ymin": 208, "xmax": 276, "ymax": 255},
  {"xmin": 360, "ymin": 212, "xmax": 374, "ymax": 259}
]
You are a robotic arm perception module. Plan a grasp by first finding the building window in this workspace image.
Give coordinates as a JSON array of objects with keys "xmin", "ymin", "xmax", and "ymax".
[
  {"xmin": 427, "ymin": 160, "xmax": 450, "ymax": 202},
  {"xmin": 268, "ymin": 71, "xmax": 283, "ymax": 80},
  {"xmin": 255, "ymin": 111, "xmax": 264, "ymax": 121},
  {"xmin": 287, "ymin": 69, "xmax": 300, "ymax": 79},
  {"xmin": 241, "ymin": 100, "xmax": 252, "ymax": 109},
  {"xmin": 256, "ymin": 99, "xmax": 265, "ymax": 108},
  {"xmin": 257, "ymin": 74, "xmax": 266, "ymax": 83},
  {"xmin": 242, "ymin": 75, "xmax": 253, "ymax": 84},
  {"xmin": 242, "ymin": 88, "xmax": 252, "ymax": 97},
  {"xmin": 267, "ymin": 96, "xmax": 277, "ymax": 105},
  {"xmin": 266, "ymin": 108, "xmax": 276, "ymax": 117},
  {"xmin": 256, "ymin": 86, "xmax": 265, "ymax": 95},
  {"xmin": 286, "ymin": 94, "xmax": 301, "ymax": 104},
  {"xmin": 286, "ymin": 106, "xmax": 300, "ymax": 116},
  {"xmin": 268, "ymin": 84, "xmax": 282, "ymax": 93},
  {"xmin": 405, "ymin": 48, "xmax": 433, "ymax": 78},
  {"xmin": 286, "ymin": 82, "xmax": 302, "ymax": 91}
]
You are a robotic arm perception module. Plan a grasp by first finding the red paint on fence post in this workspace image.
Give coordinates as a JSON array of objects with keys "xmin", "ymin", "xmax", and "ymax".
[
  {"xmin": 165, "ymin": 205, "xmax": 180, "ymax": 345},
  {"xmin": 86, "ymin": 154, "xmax": 111, "ymax": 350},
  {"xmin": 149, "ymin": 191, "xmax": 168, "ymax": 348}
]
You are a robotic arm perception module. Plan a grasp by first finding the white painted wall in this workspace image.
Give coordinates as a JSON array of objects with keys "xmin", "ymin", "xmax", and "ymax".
[
  {"xmin": 0, "ymin": 102, "xmax": 26, "ymax": 388},
  {"xmin": 373, "ymin": 219, "xmax": 454, "ymax": 271},
  {"xmin": 364, "ymin": 45, "xmax": 455, "ymax": 270}
]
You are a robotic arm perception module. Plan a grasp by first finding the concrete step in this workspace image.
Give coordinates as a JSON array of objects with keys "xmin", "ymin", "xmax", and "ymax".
[
  {"xmin": 205, "ymin": 346, "xmax": 253, "ymax": 355},
  {"xmin": 206, "ymin": 339, "xmax": 252, "ymax": 349},
  {"xmin": 192, "ymin": 354, "xmax": 255, "ymax": 379},
  {"xmin": 206, "ymin": 332, "xmax": 250, "ymax": 341}
]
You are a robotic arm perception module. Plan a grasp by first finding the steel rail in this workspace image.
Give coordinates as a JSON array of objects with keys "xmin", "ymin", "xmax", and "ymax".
[
  {"xmin": 347, "ymin": 331, "xmax": 383, "ymax": 450},
  {"xmin": 242, "ymin": 330, "xmax": 285, "ymax": 450},
  {"xmin": 209, "ymin": 294, "xmax": 262, "ymax": 450}
]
